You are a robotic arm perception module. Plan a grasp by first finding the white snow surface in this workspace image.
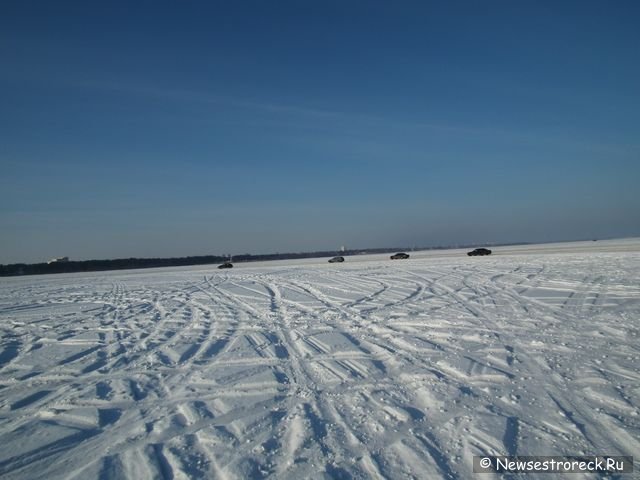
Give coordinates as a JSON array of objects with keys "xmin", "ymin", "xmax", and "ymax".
[{"xmin": 1, "ymin": 239, "xmax": 639, "ymax": 479}]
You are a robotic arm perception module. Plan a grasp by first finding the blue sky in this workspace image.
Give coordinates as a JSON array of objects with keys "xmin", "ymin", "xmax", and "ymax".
[{"xmin": 1, "ymin": 1, "xmax": 639, "ymax": 263}]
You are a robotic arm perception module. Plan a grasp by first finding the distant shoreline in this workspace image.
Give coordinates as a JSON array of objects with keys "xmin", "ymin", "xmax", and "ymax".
[
  {"xmin": 3, "ymin": 237, "xmax": 635, "ymax": 277},
  {"xmin": 1, "ymin": 243, "xmax": 534, "ymax": 277}
]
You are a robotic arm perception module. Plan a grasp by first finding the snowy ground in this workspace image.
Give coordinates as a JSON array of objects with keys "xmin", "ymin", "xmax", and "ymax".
[{"xmin": 0, "ymin": 239, "xmax": 639, "ymax": 479}]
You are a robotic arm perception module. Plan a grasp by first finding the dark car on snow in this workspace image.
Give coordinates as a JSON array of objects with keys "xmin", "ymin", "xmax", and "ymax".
[
  {"xmin": 467, "ymin": 248, "xmax": 492, "ymax": 256},
  {"xmin": 218, "ymin": 261, "xmax": 233, "ymax": 269},
  {"xmin": 328, "ymin": 256, "xmax": 345, "ymax": 263},
  {"xmin": 390, "ymin": 252, "xmax": 410, "ymax": 260}
]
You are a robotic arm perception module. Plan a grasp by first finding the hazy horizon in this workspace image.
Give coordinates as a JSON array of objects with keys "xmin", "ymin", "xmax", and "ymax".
[
  {"xmin": 4, "ymin": 235, "xmax": 640, "ymax": 266},
  {"xmin": 2, "ymin": 2, "xmax": 639, "ymax": 264}
]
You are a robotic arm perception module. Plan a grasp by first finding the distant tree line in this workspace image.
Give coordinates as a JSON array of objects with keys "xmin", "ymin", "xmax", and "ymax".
[
  {"xmin": 0, "ymin": 248, "xmax": 398, "ymax": 277},
  {"xmin": 0, "ymin": 243, "xmax": 525, "ymax": 277},
  {"xmin": 0, "ymin": 255, "xmax": 229, "ymax": 277}
]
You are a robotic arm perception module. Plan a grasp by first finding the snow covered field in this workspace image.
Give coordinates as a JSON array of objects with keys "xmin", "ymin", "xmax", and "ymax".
[{"xmin": 1, "ymin": 239, "xmax": 639, "ymax": 479}]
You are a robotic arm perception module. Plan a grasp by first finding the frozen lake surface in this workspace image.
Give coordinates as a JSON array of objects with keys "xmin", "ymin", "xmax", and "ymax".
[{"xmin": 1, "ymin": 239, "xmax": 639, "ymax": 479}]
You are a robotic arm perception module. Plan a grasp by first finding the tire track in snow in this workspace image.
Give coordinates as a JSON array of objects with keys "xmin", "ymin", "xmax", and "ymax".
[{"xmin": 1, "ymin": 252, "xmax": 639, "ymax": 478}]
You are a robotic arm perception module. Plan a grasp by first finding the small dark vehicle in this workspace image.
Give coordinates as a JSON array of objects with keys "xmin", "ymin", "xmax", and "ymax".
[
  {"xmin": 328, "ymin": 256, "xmax": 345, "ymax": 263},
  {"xmin": 467, "ymin": 248, "xmax": 492, "ymax": 256},
  {"xmin": 390, "ymin": 252, "xmax": 410, "ymax": 260},
  {"xmin": 218, "ymin": 261, "xmax": 233, "ymax": 269}
]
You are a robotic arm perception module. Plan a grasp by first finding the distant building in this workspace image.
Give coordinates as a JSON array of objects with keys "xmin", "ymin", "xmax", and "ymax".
[{"xmin": 48, "ymin": 256, "xmax": 69, "ymax": 264}]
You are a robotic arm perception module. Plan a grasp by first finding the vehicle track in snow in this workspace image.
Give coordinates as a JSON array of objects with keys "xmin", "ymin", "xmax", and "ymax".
[{"xmin": 0, "ymin": 247, "xmax": 639, "ymax": 479}]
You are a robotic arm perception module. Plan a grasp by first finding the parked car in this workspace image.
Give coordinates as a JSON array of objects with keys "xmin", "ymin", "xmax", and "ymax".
[
  {"xmin": 328, "ymin": 256, "xmax": 345, "ymax": 263},
  {"xmin": 467, "ymin": 248, "xmax": 492, "ymax": 256},
  {"xmin": 218, "ymin": 261, "xmax": 233, "ymax": 269},
  {"xmin": 390, "ymin": 252, "xmax": 410, "ymax": 260}
]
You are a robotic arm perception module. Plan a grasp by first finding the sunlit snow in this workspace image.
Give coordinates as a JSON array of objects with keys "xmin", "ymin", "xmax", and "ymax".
[{"xmin": 1, "ymin": 239, "xmax": 639, "ymax": 479}]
